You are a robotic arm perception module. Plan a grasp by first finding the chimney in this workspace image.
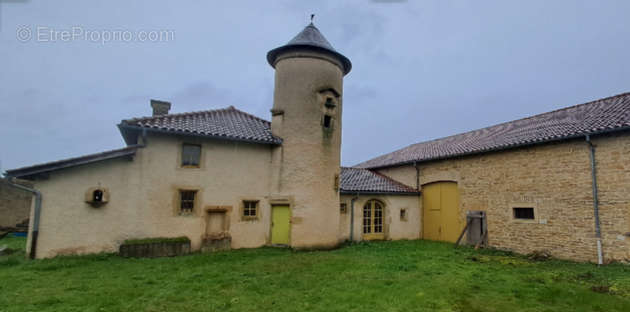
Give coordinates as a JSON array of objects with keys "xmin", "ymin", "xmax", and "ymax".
[{"xmin": 150, "ymin": 99, "xmax": 171, "ymax": 116}]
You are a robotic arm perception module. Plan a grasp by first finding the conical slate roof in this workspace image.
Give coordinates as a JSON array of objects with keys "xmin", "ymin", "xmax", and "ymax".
[
  {"xmin": 286, "ymin": 22, "xmax": 336, "ymax": 51},
  {"xmin": 267, "ymin": 23, "xmax": 352, "ymax": 75}
]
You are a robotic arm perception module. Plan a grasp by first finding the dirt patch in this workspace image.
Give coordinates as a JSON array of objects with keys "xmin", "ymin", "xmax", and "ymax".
[
  {"xmin": 576, "ymin": 272, "xmax": 596, "ymax": 281},
  {"xmin": 591, "ymin": 284, "xmax": 611, "ymax": 294},
  {"xmin": 527, "ymin": 250, "xmax": 552, "ymax": 261}
]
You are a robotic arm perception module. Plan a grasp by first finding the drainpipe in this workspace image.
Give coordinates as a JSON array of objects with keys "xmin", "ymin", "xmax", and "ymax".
[
  {"xmin": 139, "ymin": 128, "xmax": 148, "ymax": 147},
  {"xmin": 414, "ymin": 161, "xmax": 420, "ymax": 190},
  {"xmin": 350, "ymin": 193, "xmax": 359, "ymax": 242},
  {"xmin": 5, "ymin": 179, "xmax": 42, "ymax": 259},
  {"xmin": 586, "ymin": 135, "xmax": 603, "ymax": 265}
]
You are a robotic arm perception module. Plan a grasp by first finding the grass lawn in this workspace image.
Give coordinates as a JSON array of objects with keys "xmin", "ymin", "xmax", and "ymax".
[{"xmin": 1, "ymin": 235, "xmax": 630, "ymax": 312}]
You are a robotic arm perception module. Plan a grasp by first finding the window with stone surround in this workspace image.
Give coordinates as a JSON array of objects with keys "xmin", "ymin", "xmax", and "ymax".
[
  {"xmin": 179, "ymin": 190, "xmax": 197, "ymax": 214},
  {"xmin": 242, "ymin": 200, "xmax": 259, "ymax": 220},
  {"xmin": 181, "ymin": 143, "xmax": 201, "ymax": 167},
  {"xmin": 513, "ymin": 207, "xmax": 535, "ymax": 220},
  {"xmin": 400, "ymin": 208, "xmax": 407, "ymax": 221}
]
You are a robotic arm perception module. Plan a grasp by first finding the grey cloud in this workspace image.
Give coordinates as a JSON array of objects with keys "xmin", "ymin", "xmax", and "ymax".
[{"xmin": 1, "ymin": 0, "xmax": 629, "ymax": 172}]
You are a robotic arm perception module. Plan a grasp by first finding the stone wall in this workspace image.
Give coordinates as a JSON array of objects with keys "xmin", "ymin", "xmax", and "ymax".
[
  {"xmin": 377, "ymin": 132, "xmax": 630, "ymax": 263},
  {"xmin": 0, "ymin": 178, "xmax": 32, "ymax": 229}
]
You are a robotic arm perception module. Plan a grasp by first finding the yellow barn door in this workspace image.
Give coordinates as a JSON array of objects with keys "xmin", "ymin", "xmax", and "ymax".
[
  {"xmin": 271, "ymin": 205, "xmax": 290, "ymax": 245},
  {"xmin": 422, "ymin": 182, "xmax": 461, "ymax": 242},
  {"xmin": 422, "ymin": 183, "xmax": 442, "ymax": 241}
]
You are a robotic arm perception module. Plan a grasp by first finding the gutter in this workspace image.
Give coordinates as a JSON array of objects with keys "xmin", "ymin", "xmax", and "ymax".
[
  {"xmin": 5, "ymin": 179, "xmax": 42, "ymax": 259},
  {"xmin": 414, "ymin": 161, "xmax": 420, "ymax": 190},
  {"xmin": 586, "ymin": 135, "xmax": 604, "ymax": 265},
  {"xmin": 350, "ymin": 193, "xmax": 358, "ymax": 242},
  {"xmin": 340, "ymin": 190, "xmax": 420, "ymax": 196}
]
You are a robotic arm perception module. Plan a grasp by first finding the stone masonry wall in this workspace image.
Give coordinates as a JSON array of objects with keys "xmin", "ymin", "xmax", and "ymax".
[
  {"xmin": 0, "ymin": 178, "xmax": 32, "ymax": 229},
  {"xmin": 377, "ymin": 133, "xmax": 630, "ymax": 263}
]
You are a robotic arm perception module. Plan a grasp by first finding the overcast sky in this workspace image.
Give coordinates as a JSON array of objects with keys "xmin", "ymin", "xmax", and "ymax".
[{"xmin": 1, "ymin": 0, "xmax": 629, "ymax": 172}]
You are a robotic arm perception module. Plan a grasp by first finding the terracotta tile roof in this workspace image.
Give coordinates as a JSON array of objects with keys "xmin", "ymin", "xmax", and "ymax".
[
  {"xmin": 5, "ymin": 146, "xmax": 139, "ymax": 179},
  {"xmin": 357, "ymin": 92, "xmax": 630, "ymax": 169},
  {"xmin": 119, "ymin": 106, "xmax": 282, "ymax": 145},
  {"xmin": 340, "ymin": 167, "xmax": 419, "ymax": 194}
]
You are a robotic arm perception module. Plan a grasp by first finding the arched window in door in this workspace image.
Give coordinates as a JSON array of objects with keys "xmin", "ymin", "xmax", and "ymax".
[{"xmin": 363, "ymin": 200, "xmax": 385, "ymax": 240}]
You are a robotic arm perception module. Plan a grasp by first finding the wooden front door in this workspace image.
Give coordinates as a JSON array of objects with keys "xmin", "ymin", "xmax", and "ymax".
[
  {"xmin": 271, "ymin": 205, "xmax": 290, "ymax": 245},
  {"xmin": 422, "ymin": 181, "xmax": 461, "ymax": 242}
]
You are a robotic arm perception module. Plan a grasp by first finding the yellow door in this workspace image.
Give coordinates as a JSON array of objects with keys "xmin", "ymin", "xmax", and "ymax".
[
  {"xmin": 362, "ymin": 200, "xmax": 385, "ymax": 240},
  {"xmin": 271, "ymin": 205, "xmax": 290, "ymax": 245},
  {"xmin": 422, "ymin": 183, "xmax": 442, "ymax": 241},
  {"xmin": 422, "ymin": 182, "xmax": 461, "ymax": 242}
]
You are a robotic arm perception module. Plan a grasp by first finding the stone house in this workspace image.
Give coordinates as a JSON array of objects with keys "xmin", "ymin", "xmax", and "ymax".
[
  {"xmin": 5, "ymin": 22, "xmax": 630, "ymax": 263},
  {"xmin": 5, "ymin": 23, "xmax": 419, "ymax": 259}
]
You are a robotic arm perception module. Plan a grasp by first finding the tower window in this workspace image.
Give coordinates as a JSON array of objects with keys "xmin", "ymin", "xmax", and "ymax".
[
  {"xmin": 325, "ymin": 97, "xmax": 336, "ymax": 108},
  {"xmin": 323, "ymin": 115, "xmax": 332, "ymax": 129}
]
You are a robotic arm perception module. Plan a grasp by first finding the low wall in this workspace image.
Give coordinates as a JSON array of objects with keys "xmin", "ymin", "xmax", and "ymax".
[{"xmin": 0, "ymin": 179, "xmax": 32, "ymax": 229}]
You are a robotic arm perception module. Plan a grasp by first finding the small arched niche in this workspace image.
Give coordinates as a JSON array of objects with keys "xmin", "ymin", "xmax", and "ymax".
[{"xmin": 84, "ymin": 187, "xmax": 109, "ymax": 207}]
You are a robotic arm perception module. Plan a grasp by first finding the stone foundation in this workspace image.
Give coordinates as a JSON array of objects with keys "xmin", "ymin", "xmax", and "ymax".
[
  {"xmin": 119, "ymin": 240, "xmax": 191, "ymax": 258},
  {"xmin": 201, "ymin": 233, "xmax": 231, "ymax": 252}
]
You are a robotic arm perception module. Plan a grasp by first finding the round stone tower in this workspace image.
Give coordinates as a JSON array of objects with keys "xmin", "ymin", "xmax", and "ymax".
[{"xmin": 267, "ymin": 22, "xmax": 351, "ymax": 249}]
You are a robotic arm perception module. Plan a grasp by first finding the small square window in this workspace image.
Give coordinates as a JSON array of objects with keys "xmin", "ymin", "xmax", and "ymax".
[
  {"xmin": 182, "ymin": 144, "xmax": 201, "ymax": 167},
  {"xmin": 513, "ymin": 207, "xmax": 535, "ymax": 220},
  {"xmin": 179, "ymin": 190, "xmax": 197, "ymax": 214},
  {"xmin": 400, "ymin": 208, "xmax": 407, "ymax": 221},
  {"xmin": 340, "ymin": 203, "xmax": 347, "ymax": 214},
  {"xmin": 243, "ymin": 201, "xmax": 258, "ymax": 220}
]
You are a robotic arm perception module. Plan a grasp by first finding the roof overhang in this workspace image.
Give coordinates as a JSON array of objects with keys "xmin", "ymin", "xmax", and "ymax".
[
  {"xmin": 5, "ymin": 146, "xmax": 139, "ymax": 180},
  {"xmin": 267, "ymin": 44, "xmax": 352, "ymax": 75},
  {"xmin": 117, "ymin": 123, "xmax": 283, "ymax": 146}
]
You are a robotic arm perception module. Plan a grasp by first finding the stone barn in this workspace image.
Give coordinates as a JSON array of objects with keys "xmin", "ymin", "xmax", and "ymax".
[{"xmin": 357, "ymin": 94, "xmax": 630, "ymax": 263}]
